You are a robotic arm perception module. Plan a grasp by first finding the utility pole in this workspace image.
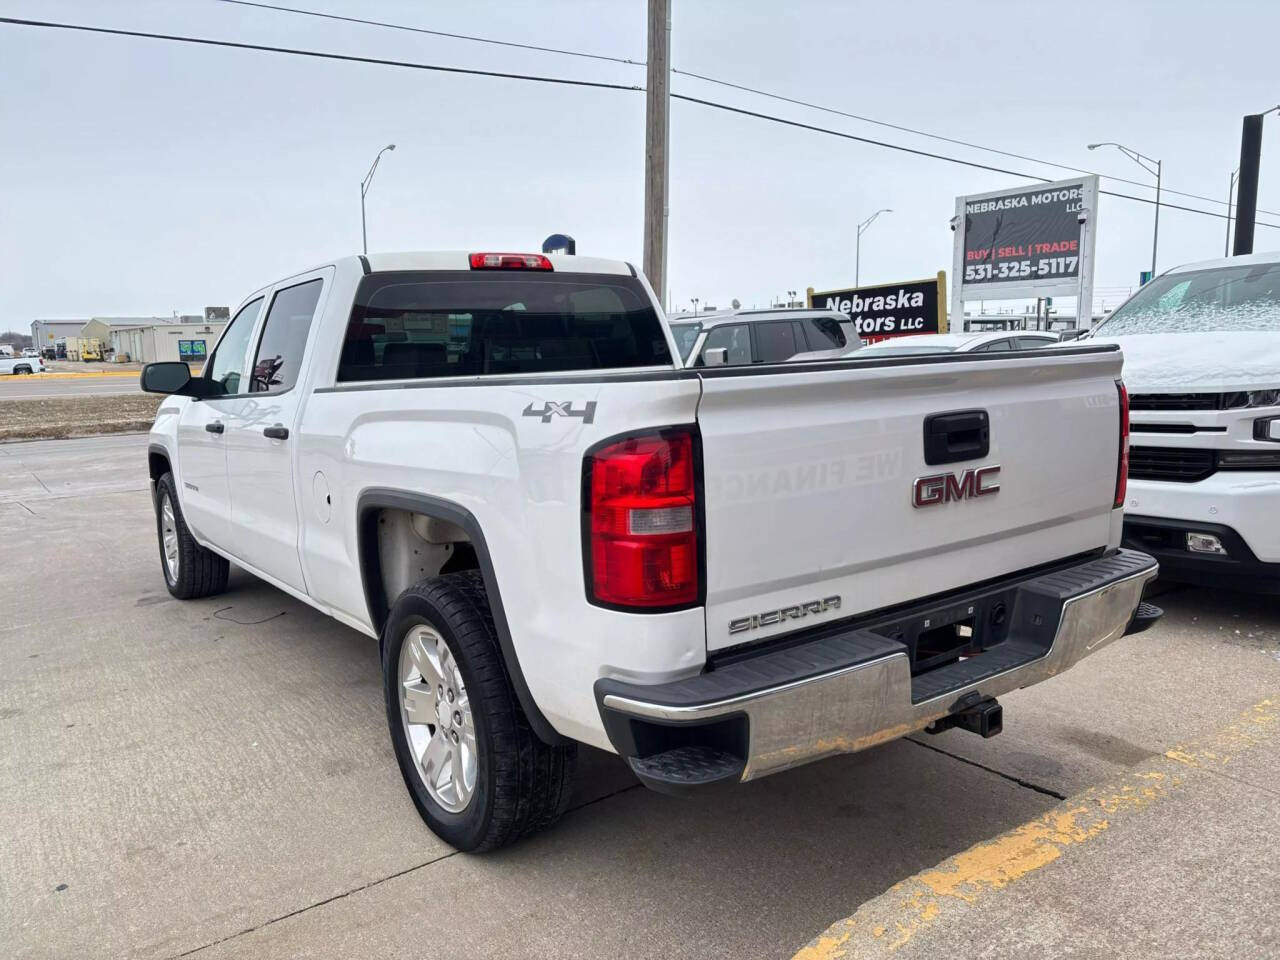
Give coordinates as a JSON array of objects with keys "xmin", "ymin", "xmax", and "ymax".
[
  {"xmin": 1232, "ymin": 112, "xmax": 1269, "ymax": 256},
  {"xmin": 643, "ymin": 0, "xmax": 671, "ymax": 307}
]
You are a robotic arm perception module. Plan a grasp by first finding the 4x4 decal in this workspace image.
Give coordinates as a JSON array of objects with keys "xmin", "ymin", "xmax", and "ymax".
[{"xmin": 522, "ymin": 401, "xmax": 597, "ymax": 424}]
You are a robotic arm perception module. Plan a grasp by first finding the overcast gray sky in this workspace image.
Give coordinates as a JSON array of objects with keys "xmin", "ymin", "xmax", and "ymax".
[{"xmin": 2, "ymin": 0, "xmax": 1278, "ymax": 324}]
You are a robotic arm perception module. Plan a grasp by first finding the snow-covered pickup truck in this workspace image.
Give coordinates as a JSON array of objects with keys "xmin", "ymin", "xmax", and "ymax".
[
  {"xmin": 1090, "ymin": 251, "xmax": 1280, "ymax": 593},
  {"xmin": 141, "ymin": 251, "xmax": 1159, "ymax": 851}
]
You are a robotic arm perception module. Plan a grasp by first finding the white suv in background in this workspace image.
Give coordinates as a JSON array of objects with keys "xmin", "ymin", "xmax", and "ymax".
[
  {"xmin": 1090, "ymin": 251, "xmax": 1280, "ymax": 593},
  {"xmin": 668, "ymin": 308, "xmax": 860, "ymax": 367}
]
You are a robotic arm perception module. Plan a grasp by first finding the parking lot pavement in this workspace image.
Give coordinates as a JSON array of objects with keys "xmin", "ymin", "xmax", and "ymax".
[
  {"xmin": 796, "ymin": 699, "xmax": 1280, "ymax": 960},
  {"xmin": 1, "ymin": 434, "xmax": 1277, "ymax": 959}
]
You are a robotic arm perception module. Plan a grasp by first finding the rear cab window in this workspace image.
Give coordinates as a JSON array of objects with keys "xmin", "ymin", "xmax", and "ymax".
[{"xmin": 338, "ymin": 271, "xmax": 672, "ymax": 382}]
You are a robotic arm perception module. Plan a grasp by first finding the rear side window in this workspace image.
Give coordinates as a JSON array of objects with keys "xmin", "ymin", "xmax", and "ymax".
[
  {"xmin": 975, "ymin": 338, "xmax": 1013, "ymax": 352},
  {"xmin": 803, "ymin": 317, "xmax": 847, "ymax": 349},
  {"xmin": 251, "ymin": 279, "xmax": 323, "ymax": 393},
  {"xmin": 755, "ymin": 321, "xmax": 800, "ymax": 363},
  {"xmin": 338, "ymin": 271, "xmax": 672, "ymax": 382}
]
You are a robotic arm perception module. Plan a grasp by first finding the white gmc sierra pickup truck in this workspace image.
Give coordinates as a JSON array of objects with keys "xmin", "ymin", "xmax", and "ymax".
[{"xmin": 142, "ymin": 250, "xmax": 1159, "ymax": 851}]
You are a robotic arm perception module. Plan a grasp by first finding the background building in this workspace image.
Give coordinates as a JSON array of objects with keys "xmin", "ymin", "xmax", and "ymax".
[
  {"xmin": 30, "ymin": 318, "xmax": 88, "ymax": 350},
  {"xmin": 107, "ymin": 318, "xmax": 226, "ymax": 363}
]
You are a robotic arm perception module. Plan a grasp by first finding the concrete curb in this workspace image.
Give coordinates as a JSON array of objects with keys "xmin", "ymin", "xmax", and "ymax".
[{"xmin": 791, "ymin": 697, "xmax": 1278, "ymax": 959}]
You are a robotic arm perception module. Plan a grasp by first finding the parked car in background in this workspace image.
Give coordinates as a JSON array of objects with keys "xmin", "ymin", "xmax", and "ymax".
[
  {"xmin": 858, "ymin": 330, "xmax": 1060, "ymax": 357},
  {"xmin": 668, "ymin": 308, "xmax": 860, "ymax": 367},
  {"xmin": 22, "ymin": 347, "xmax": 39, "ymax": 358},
  {"xmin": 0, "ymin": 354, "xmax": 46, "ymax": 375},
  {"xmin": 1087, "ymin": 251, "xmax": 1280, "ymax": 593}
]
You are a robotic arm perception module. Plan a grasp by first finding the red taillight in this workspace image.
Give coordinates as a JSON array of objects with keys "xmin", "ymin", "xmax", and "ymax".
[
  {"xmin": 585, "ymin": 428, "xmax": 700, "ymax": 609},
  {"xmin": 468, "ymin": 252, "xmax": 553, "ymax": 271},
  {"xmin": 1115, "ymin": 380, "xmax": 1129, "ymax": 508}
]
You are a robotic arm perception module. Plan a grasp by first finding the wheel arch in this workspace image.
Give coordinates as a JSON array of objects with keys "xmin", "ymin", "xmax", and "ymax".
[
  {"xmin": 355, "ymin": 488, "xmax": 566, "ymax": 745},
  {"xmin": 147, "ymin": 443, "xmax": 173, "ymax": 505}
]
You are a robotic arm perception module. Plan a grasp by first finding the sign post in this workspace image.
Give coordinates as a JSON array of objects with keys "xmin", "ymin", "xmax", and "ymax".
[{"xmin": 951, "ymin": 175, "xmax": 1098, "ymax": 331}]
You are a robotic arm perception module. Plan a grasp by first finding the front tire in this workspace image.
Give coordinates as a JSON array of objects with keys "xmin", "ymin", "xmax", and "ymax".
[
  {"xmin": 154, "ymin": 472, "xmax": 229, "ymax": 599},
  {"xmin": 382, "ymin": 571, "xmax": 577, "ymax": 852}
]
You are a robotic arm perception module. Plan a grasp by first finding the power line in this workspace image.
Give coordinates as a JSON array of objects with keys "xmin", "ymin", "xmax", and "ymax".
[
  {"xmin": 672, "ymin": 69, "xmax": 1280, "ymax": 219},
  {"xmin": 0, "ymin": 15, "xmax": 641, "ymax": 93},
  {"xmin": 671, "ymin": 93, "xmax": 1280, "ymax": 229},
  {"xmin": 4, "ymin": 14, "xmax": 1275, "ymax": 232},
  {"xmin": 205, "ymin": 0, "xmax": 1279, "ymax": 219},
  {"xmin": 213, "ymin": 0, "xmax": 641, "ymax": 67}
]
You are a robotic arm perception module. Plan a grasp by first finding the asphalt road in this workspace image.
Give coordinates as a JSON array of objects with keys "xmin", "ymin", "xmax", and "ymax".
[
  {"xmin": 0, "ymin": 374, "xmax": 142, "ymax": 397},
  {"xmin": 1, "ymin": 434, "xmax": 1277, "ymax": 959}
]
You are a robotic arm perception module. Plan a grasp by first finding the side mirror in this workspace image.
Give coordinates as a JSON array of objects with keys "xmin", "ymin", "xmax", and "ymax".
[
  {"xmin": 140, "ymin": 362, "xmax": 222, "ymax": 398},
  {"xmin": 703, "ymin": 347, "xmax": 728, "ymax": 367},
  {"xmin": 140, "ymin": 362, "xmax": 191, "ymax": 394}
]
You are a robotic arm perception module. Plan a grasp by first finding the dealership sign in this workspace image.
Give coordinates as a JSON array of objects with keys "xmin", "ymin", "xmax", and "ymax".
[
  {"xmin": 808, "ymin": 272, "xmax": 947, "ymax": 343},
  {"xmin": 951, "ymin": 175, "xmax": 1098, "ymax": 316}
]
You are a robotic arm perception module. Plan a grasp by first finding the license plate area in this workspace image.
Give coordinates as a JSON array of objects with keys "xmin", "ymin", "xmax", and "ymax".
[{"xmin": 867, "ymin": 586, "xmax": 1020, "ymax": 677}]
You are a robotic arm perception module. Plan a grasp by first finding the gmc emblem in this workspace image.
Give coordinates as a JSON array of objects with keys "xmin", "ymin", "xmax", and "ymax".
[{"xmin": 912, "ymin": 465, "xmax": 1001, "ymax": 508}]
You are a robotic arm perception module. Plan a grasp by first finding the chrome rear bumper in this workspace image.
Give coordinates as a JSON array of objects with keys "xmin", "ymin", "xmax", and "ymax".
[{"xmin": 597, "ymin": 550, "xmax": 1158, "ymax": 789}]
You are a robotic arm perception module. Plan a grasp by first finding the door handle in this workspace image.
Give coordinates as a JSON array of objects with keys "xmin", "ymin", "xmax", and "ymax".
[
  {"xmin": 923, "ymin": 410, "xmax": 989, "ymax": 465},
  {"xmin": 205, "ymin": 421, "xmax": 224, "ymax": 434},
  {"xmin": 263, "ymin": 424, "xmax": 289, "ymax": 440}
]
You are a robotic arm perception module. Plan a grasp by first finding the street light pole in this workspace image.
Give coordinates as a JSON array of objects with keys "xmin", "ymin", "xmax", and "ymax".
[
  {"xmin": 360, "ymin": 143, "xmax": 396, "ymax": 255},
  {"xmin": 854, "ymin": 208, "xmax": 892, "ymax": 287},
  {"xmin": 1226, "ymin": 167, "xmax": 1240, "ymax": 257},
  {"xmin": 1088, "ymin": 141, "xmax": 1160, "ymax": 276}
]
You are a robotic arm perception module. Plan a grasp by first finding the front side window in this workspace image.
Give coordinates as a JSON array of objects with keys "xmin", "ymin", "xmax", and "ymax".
[
  {"xmin": 338, "ymin": 272, "xmax": 671, "ymax": 382},
  {"xmin": 251, "ymin": 279, "xmax": 323, "ymax": 393},
  {"xmin": 1096, "ymin": 261, "xmax": 1280, "ymax": 335},
  {"xmin": 697, "ymin": 324, "xmax": 751, "ymax": 366},
  {"xmin": 206, "ymin": 297, "xmax": 263, "ymax": 395}
]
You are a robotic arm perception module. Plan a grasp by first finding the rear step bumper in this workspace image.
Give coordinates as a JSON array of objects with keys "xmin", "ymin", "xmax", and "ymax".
[{"xmin": 596, "ymin": 549, "xmax": 1159, "ymax": 795}]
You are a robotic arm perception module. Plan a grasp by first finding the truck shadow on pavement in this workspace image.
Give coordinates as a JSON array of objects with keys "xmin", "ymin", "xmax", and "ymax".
[{"xmin": 193, "ymin": 571, "xmax": 1062, "ymax": 958}]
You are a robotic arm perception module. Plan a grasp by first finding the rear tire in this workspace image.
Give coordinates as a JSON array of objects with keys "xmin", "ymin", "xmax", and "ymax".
[
  {"xmin": 382, "ymin": 571, "xmax": 577, "ymax": 852},
  {"xmin": 14, "ymin": 365, "xmax": 31, "ymax": 375},
  {"xmin": 154, "ymin": 472, "xmax": 229, "ymax": 600}
]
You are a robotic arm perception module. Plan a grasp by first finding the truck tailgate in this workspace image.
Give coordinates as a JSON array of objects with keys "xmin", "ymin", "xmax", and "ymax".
[{"xmin": 696, "ymin": 347, "xmax": 1124, "ymax": 651}]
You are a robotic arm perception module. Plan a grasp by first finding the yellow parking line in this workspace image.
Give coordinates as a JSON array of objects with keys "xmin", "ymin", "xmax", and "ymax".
[
  {"xmin": 792, "ymin": 697, "xmax": 1278, "ymax": 959},
  {"xmin": 1, "ymin": 368, "xmax": 201, "ymax": 381}
]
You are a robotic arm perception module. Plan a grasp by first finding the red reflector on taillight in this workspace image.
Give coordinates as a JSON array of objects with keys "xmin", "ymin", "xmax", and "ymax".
[
  {"xmin": 585, "ymin": 429, "xmax": 700, "ymax": 609},
  {"xmin": 1115, "ymin": 380, "xmax": 1129, "ymax": 508},
  {"xmin": 468, "ymin": 252, "xmax": 553, "ymax": 271}
]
